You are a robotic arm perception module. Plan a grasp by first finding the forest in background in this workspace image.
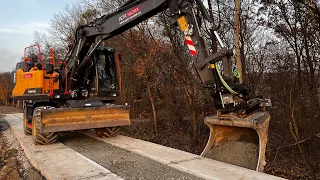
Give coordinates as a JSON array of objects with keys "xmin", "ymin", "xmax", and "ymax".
[{"xmin": 1, "ymin": 0, "xmax": 320, "ymax": 179}]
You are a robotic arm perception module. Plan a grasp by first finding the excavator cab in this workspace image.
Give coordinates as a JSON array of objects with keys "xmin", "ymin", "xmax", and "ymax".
[
  {"xmin": 61, "ymin": 46, "xmax": 123, "ymax": 100},
  {"xmin": 91, "ymin": 47, "xmax": 122, "ymax": 99}
]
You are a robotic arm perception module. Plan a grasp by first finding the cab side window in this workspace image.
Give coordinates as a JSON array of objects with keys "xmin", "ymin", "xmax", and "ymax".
[{"xmin": 15, "ymin": 62, "xmax": 23, "ymax": 70}]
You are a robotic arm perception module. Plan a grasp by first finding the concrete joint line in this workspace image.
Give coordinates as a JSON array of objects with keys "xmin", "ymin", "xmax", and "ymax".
[{"xmin": 168, "ymin": 156, "xmax": 204, "ymax": 165}]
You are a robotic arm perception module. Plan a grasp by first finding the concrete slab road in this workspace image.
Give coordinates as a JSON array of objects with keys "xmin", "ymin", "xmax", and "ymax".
[{"xmin": 4, "ymin": 113, "xmax": 285, "ymax": 180}]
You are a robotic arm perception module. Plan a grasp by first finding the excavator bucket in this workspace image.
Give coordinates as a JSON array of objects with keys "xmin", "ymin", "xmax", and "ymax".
[
  {"xmin": 37, "ymin": 105, "xmax": 130, "ymax": 133},
  {"xmin": 201, "ymin": 111, "xmax": 270, "ymax": 171}
]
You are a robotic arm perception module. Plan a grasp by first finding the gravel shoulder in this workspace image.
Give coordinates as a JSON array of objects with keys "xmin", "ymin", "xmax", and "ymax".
[{"xmin": 0, "ymin": 106, "xmax": 44, "ymax": 180}]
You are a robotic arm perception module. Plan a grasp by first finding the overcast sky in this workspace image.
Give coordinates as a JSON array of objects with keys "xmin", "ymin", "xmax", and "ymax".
[{"xmin": 0, "ymin": 0, "xmax": 76, "ymax": 72}]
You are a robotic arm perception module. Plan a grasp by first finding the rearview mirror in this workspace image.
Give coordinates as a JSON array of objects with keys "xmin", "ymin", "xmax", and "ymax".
[{"xmin": 46, "ymin": 64, "xmax": 54, "ymax": 74}]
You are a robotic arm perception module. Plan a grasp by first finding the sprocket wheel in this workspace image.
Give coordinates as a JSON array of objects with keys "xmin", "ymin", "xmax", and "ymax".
[{"xmin": 32, "ymin": 107, "xmax": 58, "ymax": 145}]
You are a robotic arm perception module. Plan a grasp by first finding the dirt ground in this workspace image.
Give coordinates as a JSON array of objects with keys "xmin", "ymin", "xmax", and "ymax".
[{"xmin": 0, "ymin": 106, "xmax": 44, "ymax": 180}]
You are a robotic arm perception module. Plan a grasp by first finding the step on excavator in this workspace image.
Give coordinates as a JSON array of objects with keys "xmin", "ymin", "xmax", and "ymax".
[{"xmin": 11, "ymin": 0, "xmax": 270, "ymax": 171}]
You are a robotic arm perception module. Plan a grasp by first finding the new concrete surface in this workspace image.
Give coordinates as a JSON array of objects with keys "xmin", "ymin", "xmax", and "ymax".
[
  {"xmin": 82, "ymin": 130, "xmax": 285, "ymax": 180},
  {"xmin": 59, "ymin": 133, "xmax": 202, "ymax": 180}
]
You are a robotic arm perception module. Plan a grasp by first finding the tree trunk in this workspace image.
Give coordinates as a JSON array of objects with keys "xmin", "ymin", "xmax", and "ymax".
[
  {"xmin": 184, "ymin": 86, "xmax": 198, "ymax": 144},
  {"xmin": 131, "ymin": 92, "xmax": 135, "ymax": 118},
  {"xmin": 240, "ymin": 29, "xmax": 247, "ymax": 84},
  {"xmin": 303, "ymin": 32, "xmax": 319, "ymax": 109},
  {"xmin": 208, "ymin": 0, "xmax": 218, "ymax": 53},
  {"xmin": 130, "ymin": 66, "xmax": 135, "ymax": 118},
  {"xmin": 147, "ymin": 76, "xmax": 158, "ymax": 136},
  {"xmin": 294, "ymin": 43, "xmax": 302, "ymax": 94},
  {"xmin": 234, "ymin": 0, "xmax": 243, "ymax": 83}
]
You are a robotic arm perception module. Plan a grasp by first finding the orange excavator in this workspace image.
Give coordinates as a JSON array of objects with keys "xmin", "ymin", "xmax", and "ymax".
[{"xmin": 11, "ymin": 0, "xmax": 270, "ymax": 171}]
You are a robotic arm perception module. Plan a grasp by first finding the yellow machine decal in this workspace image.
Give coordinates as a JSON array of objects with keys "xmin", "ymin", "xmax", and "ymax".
[{"xmin": 177, "ymin": 16, "xmax": 188, "ymax": 32}]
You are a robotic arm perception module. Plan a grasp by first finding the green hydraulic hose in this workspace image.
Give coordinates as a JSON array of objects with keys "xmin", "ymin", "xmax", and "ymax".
[{"xmin": 215, "ymin": 63, "xmax": 239, "ymax": 95}]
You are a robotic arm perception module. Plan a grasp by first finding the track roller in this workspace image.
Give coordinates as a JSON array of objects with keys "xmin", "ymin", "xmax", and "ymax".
[
  {"xmin": 95, "ymin": 127, "xmax": 120, "ymax": 137},
  {"xmin": 32, "ymin": 107, "xmax": 58, "ymax": 145}
]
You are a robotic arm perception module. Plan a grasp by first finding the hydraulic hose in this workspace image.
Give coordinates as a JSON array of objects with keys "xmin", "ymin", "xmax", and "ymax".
[{"xmin": 215, "ymin": 63, "xmax": 239, "ymax": 95}]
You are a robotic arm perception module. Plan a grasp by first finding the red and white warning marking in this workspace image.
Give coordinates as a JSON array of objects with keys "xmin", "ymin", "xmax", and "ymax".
[{"xmin": 185, "ymin": 36, "xmax": 197, "ymax": 56}]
